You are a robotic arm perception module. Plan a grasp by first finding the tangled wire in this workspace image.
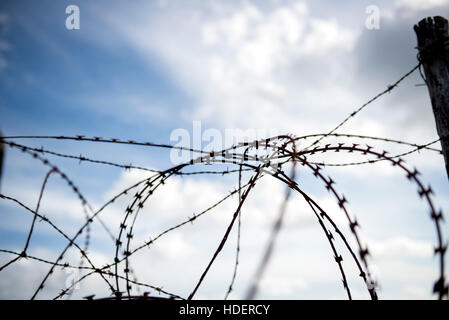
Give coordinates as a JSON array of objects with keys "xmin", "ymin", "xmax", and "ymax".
[{"xmin": 0, "ymin": 63, "xmax": 448, "ymax": 300}]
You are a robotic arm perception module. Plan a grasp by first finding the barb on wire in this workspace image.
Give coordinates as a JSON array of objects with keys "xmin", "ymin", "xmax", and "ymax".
[
  {"xmin": 188, "ymin": 166, "xmax": 262, "ymax": 300},
  {"xmin": 1, "ymin": 61, "xmax": 447, "ymax": 300},
  {"xmin": 303, "ymin": 64, "xmax": 421, "ymax": 150},
  {"xmin": 224, "ymin": 164, "xmax": 243, "ymax": 300},
  {"xmin": 246, "ymin": 137, "xmax": 298, "ymax": 300}
]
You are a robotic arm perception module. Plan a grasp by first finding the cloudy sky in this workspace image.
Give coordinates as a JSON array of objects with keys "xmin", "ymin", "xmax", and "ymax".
[{"xmin": 0, "ymin": 0, "xmax": 449, "ymax": 300}]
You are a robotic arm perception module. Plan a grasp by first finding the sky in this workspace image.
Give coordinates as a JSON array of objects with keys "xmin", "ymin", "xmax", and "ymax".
[{"xmin": 0, "ymin": 0, "xmax": 449, "ymax": 300}]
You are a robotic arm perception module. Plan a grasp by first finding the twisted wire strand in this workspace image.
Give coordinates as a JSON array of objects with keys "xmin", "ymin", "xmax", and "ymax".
[
  {"xmin": 302, "ymin": 64, "xmax": 421, "ymax": 151},
  {"xmin": 224, "ymin": 164, "xmax": 243, "ymax": 299},
  {"xmin": 282, "ymin": 143, "xmax": 447, "ymax": 299},
  {"xmin": 1, "ymin": 65, "xmax": 447, "ymax": 300},
  {"xmin": 52, "ymin": 177, "xmax": 255, "ymax": 300}
]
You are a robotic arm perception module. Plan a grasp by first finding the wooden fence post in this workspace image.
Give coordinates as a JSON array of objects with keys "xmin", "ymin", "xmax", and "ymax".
[{"xmin": 414, "ymin": 16, "xmax": 449, "ymax": 179}]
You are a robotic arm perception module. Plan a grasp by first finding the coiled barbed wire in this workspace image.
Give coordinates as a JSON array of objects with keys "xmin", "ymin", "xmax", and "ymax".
[{"xmin": 0, "ymin": 62, "xmax": 447, "ymax": 300}]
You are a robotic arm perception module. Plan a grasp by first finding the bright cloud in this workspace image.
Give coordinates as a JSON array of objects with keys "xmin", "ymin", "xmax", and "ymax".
[
  {"xmin": 1, "ymin": 0, "xmax": 448, "ymax": 300},
  {"xmin": 395, "ymin": 0, "xmax": 449, "ymax": 11}
]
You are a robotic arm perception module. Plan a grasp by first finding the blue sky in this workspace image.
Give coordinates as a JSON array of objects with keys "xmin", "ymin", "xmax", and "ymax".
[
  {"xmin": 0, "ymin": 1, "xmax": 191, "ymax": 139},
  {"xmin": 1, "ymin": 0, "xmax": 449, "ymax": 299}
]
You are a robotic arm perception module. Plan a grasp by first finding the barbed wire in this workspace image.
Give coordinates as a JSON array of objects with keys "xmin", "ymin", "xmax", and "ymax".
[
  {"xmin": 302, "ymin": 63, "xmax": 421, "ymax": 151},
  {"xmin": 224, "ymin": 164, "xmax": 243, "ymax": 300},
  {"xmin": 0, "ymin": 62, "xmax": 447, "ymax": 300},
  {"xmin": 1, "ymin": 135, "xmax": 446, "ymax": 299}
]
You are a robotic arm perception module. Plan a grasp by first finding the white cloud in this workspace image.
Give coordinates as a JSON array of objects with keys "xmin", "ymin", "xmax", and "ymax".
[
  {"xmin": 259, "ymin": 276, "xmax": 307, "ymax": 297},
  {"xmin": 395, "ymin": 0, "xmax": 449, "ymax": 11},
  {"xmin": 1, "ymin": 1, "xmax": 447, "ymax": 300},
  {"xmin": 300, "ymin": 18, "xmax": 356, "ymax": 55},
  {"xmin": 1, "ymin": 157, "xmax": 442, "ymax": 299},
  {"xmin": 100, "ymin": 1, "xmax": 360, "ymax": 132},
  {"xmin": 368, "ymin": 236, "xmax": 433, "ymax": 259},
  {"xmin": 151, "ymin": 233, "xmax": 195, "ymax": 260},
  {"xmin": 192, "ymin": 2, "xmax": 359, "ymax": 130},
  {"xmin": 0, "ymin": 246, "xmax": 112, "ymax": 299}
]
